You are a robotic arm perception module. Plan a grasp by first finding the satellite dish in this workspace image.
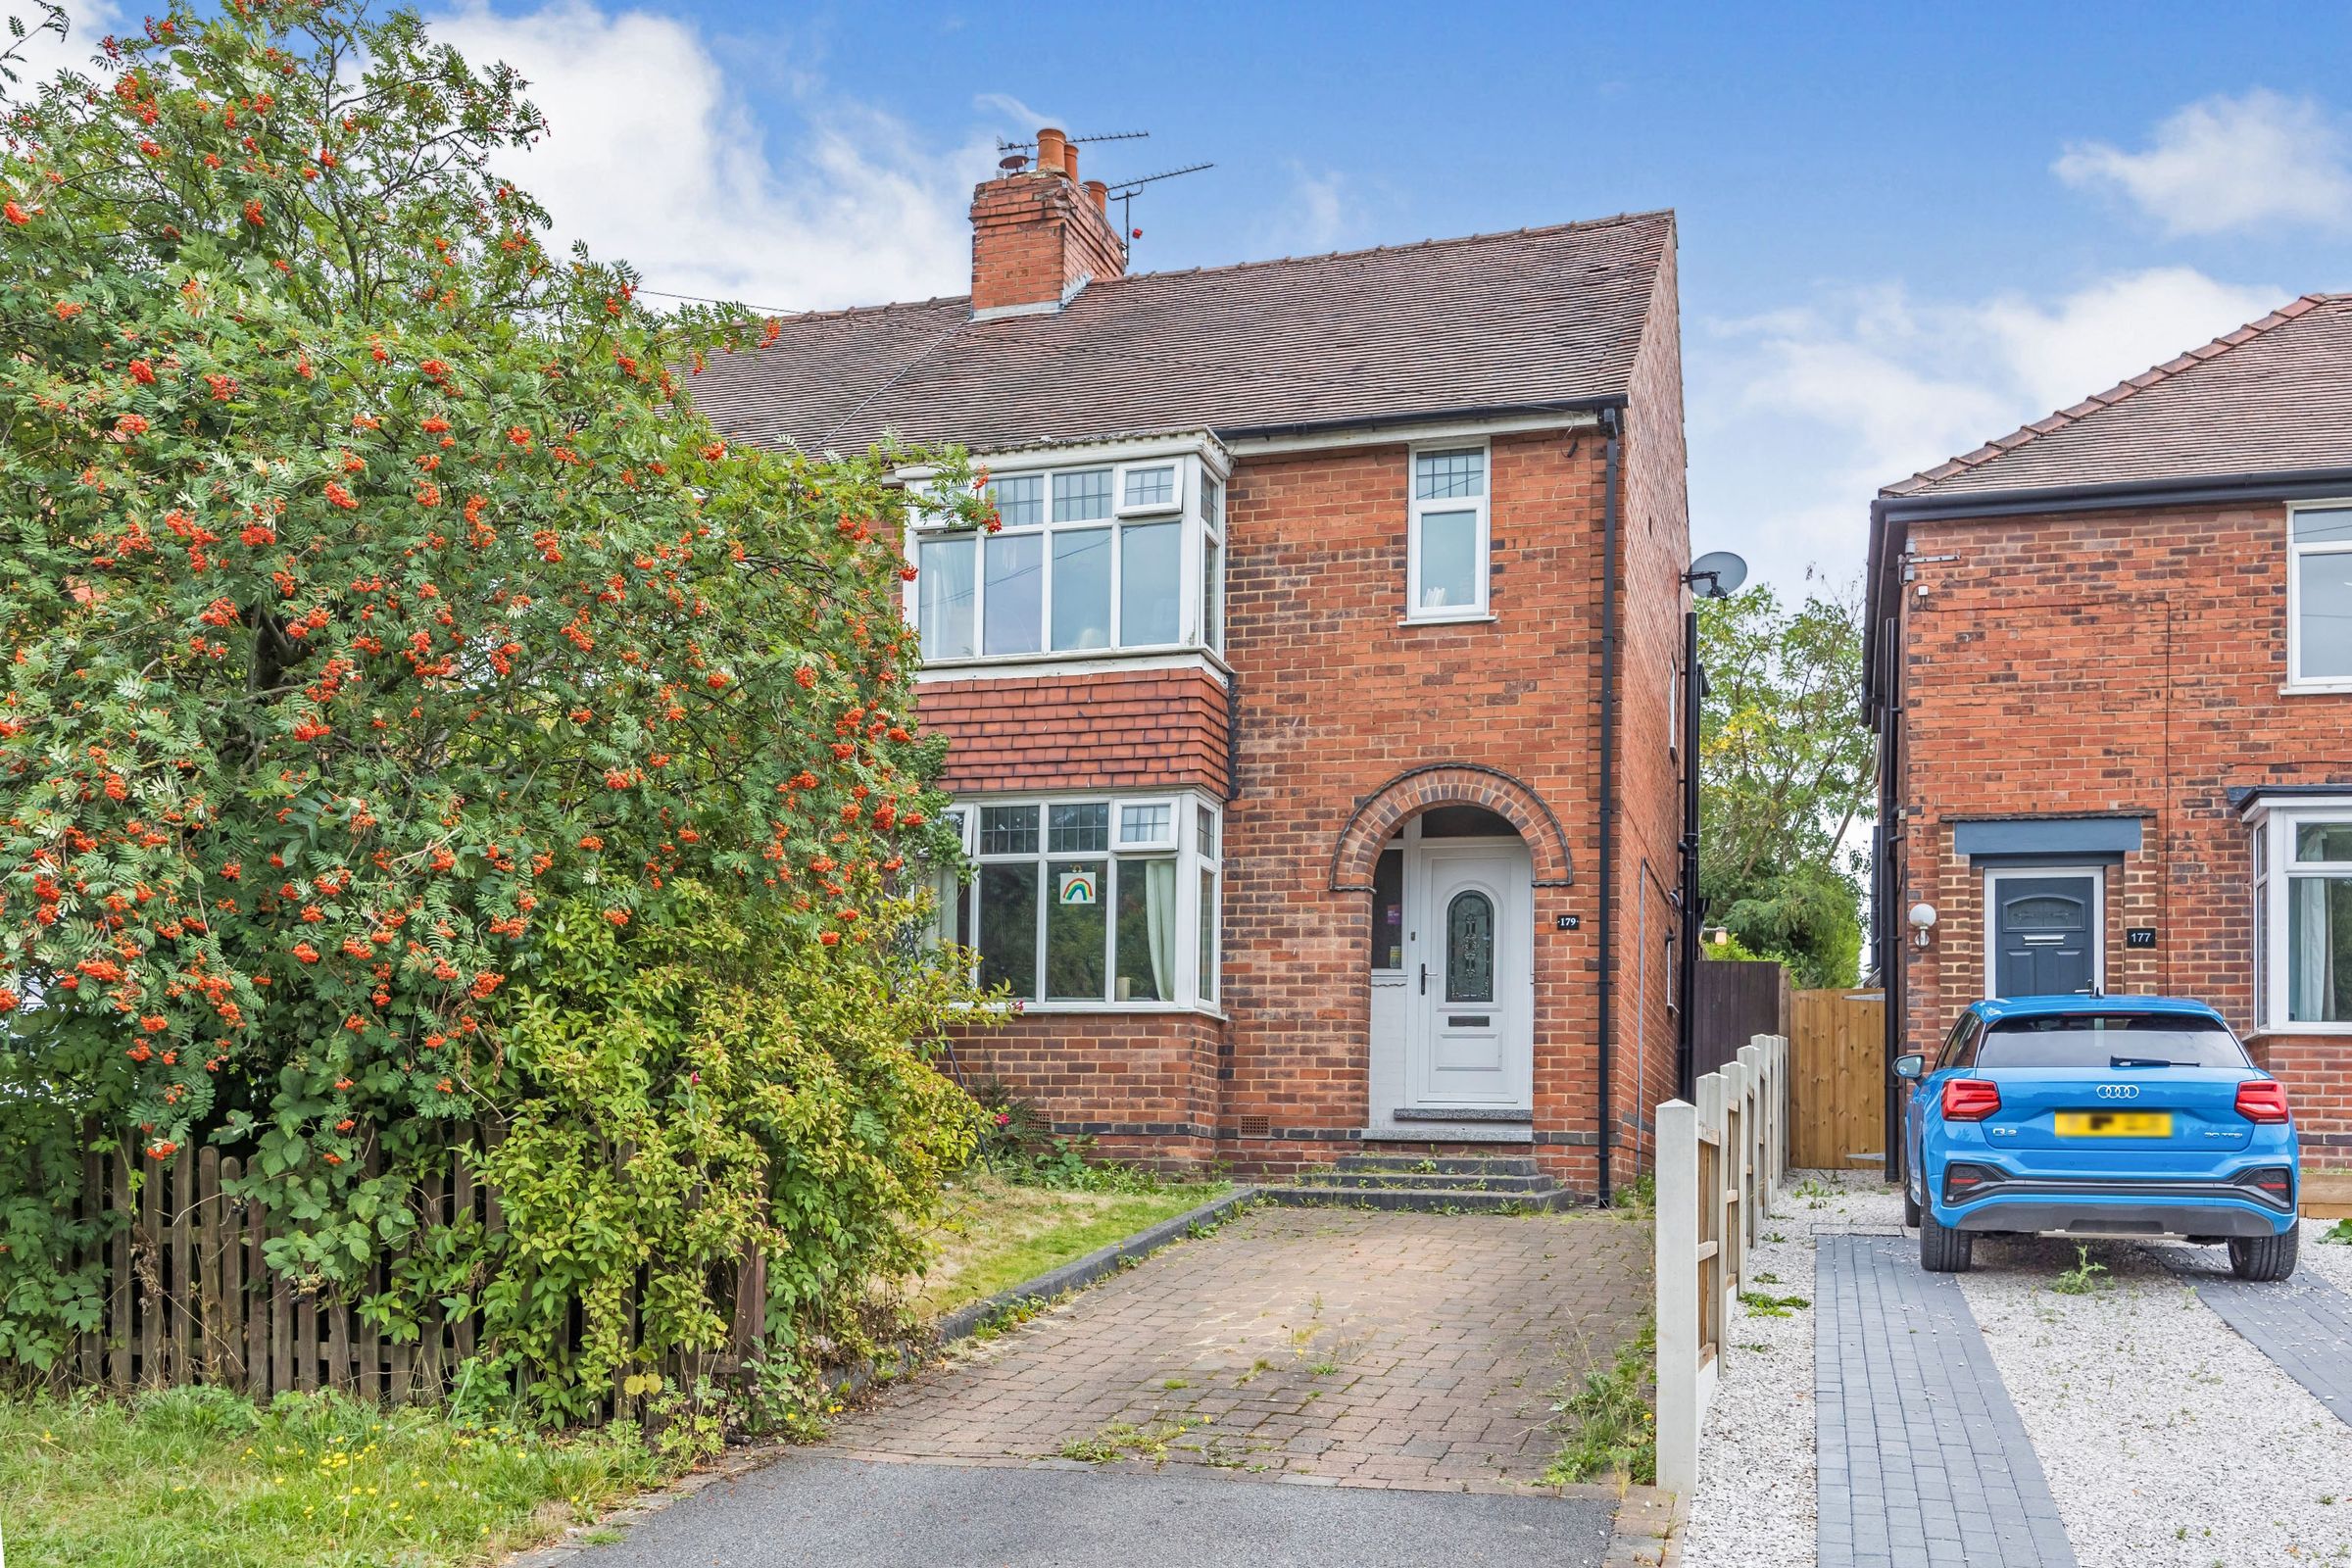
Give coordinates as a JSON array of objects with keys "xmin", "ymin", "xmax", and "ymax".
[{"xmin": 1686, "ymin": 550, "xmax": 1748, "ymax": 598}]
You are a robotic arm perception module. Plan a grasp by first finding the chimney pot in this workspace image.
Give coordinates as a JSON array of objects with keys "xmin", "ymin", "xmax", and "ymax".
[
  {"xmin": 1061, "ymin": 139, "xmax": 1080, "ymax": 182},
  {"xmin": 1085, "ymin": 178, "xmax": 1107, "ymax": 213},
  {"xmin": 1034, "ymin": 126, "xmax": 1067, "ymax": 177}
]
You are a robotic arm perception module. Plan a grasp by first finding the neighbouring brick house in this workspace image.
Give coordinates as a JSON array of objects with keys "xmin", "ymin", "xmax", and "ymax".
[
  {"xmin": 1865, "ymin": 293, "xmax": 2352, "ymax": 1184},
  {"xmin": 693, "ymin": 130, "xmax": 1692, "ymax": 1198}
]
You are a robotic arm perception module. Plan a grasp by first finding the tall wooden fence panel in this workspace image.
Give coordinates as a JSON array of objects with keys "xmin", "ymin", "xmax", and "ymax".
[
  {"xmin": 1790, "ymin": 987, "xmax": 1886, "ymax": 1169},
  {"xmin": 1691, "ymin": 959, "xmax": 1788, "ymax": 1082}
]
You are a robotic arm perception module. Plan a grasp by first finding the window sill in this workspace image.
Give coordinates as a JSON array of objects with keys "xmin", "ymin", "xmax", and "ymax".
[
  {"xmin": 1398, "ymin": 612, "xmax": 1497, "ymax": 628},
  {"xmin": 2249, "ymin": 1024, "xmax": 2352, "ymax": 1039},
  {"xmin": 987, "ymin": 1001, "xmax": 1229, "ymax": 1020},
  {"xmin": 918, "ymin": 645, "xmax": 1234, "ymax": 680},
  {"xmin": 2279, "ymin": 681, "xmax": 2352, "ymax": 697}
]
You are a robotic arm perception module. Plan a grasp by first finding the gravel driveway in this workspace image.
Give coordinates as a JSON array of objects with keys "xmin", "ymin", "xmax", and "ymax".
[{"xmin": 1683, "ymin": 1171, "xmax": 2352, "ymax": 1568}]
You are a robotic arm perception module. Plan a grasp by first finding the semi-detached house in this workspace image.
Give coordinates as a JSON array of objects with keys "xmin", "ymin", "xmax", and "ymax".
[
  {"xmin": 693, "ymin": 129, "xmax": 1693, "ymax": 1198},
  {"xmin": 1867, "ymin": 294, "xmax": 2352, "ymax": 1193}
]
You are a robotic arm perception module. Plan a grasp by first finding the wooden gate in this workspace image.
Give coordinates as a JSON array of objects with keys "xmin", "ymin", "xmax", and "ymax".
[
  {"xmin": 1691, "ymin": 959, "xmax": 1789, "ymax": 1081},
  {"xmin": 1790, "ymin": 988, "xmax": 1886, "ymax": 1168}
]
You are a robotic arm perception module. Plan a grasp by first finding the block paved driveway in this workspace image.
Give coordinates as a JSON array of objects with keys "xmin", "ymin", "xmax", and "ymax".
[{"xmin": 571, "ymin": 1204, "xmax": 1652, "ymax": 1566}]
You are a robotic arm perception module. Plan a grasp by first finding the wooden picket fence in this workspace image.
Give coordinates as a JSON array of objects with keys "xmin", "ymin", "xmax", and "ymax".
[
  {"xmin": 19, "ymin": 1135, "xmax": 762, "ymax": 1407},
  {"xmin": 1653, "ymin": 1032, "xmax": 1788, "ymax": 1497}
]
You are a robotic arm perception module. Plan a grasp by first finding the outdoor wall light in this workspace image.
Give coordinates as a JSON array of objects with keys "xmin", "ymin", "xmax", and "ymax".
[{"xmin": 1909, "ymin": 903, "xmax": 1938, "ymax": 948}]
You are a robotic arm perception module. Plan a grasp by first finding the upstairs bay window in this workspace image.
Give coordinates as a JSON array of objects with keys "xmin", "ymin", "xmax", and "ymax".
[
  {"xmin": 908, "ymin": 449, "xmax": 1227, "ymax": 666},
  {"xmin": 934, "ymin": 793, "xmax": 1222, "ymax": 1010}
]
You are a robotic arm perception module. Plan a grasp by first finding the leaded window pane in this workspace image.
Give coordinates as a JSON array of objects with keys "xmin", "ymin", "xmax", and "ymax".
[
  {"xmin": 1414, "ymin": 448, "xmax": 1486, "ymax": 500},
  {"xmin": 1446, "ymin": 890, "xmax": 1494, "ymax": 1004},
  {"xmin": 978, "ymin": 805, "xmax": 1038, "ymax": 857},
  {"xmin": 1119, "ymin": 803, "xmax": 1170, "ymax": 846},
  {"xmin": 989, "ymin": 473, "xmax": 1044, "ymax": 528},
  {"xmin": 1047, "ymin": 802, "xmax": 1108, "ymax": 853},
  {"xmin": 1053, "ymin": 468, "xmax": 1112, "ymax": 521},
  {"xmin": 1123, "ymin": 465, "xmax": 1176, "ymax": 510}
]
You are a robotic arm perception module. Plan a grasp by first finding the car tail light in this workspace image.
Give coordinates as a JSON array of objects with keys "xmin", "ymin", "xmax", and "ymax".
[
  {"xmin": 1943, "ymin": 1162, "xmax": 1998, "ymax": 1203},
  {"xmin": 2234, "ymin": 1079, "xmax": 2291, "ymax": 1124},
  {"xmin": 1941, "ymin": 1078, "xmax": 2001, "ymax": 1121}
]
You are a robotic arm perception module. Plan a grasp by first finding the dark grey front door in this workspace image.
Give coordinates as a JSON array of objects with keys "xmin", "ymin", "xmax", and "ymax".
[{"xmin": 1990, "ymin": 874, "xmax": 2096, "ymax": 997}]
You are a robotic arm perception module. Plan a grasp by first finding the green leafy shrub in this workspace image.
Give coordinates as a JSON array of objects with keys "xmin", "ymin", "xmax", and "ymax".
[{"xmin": 0, "ymin": 0, "xmax": 996, "ymax": 1410}]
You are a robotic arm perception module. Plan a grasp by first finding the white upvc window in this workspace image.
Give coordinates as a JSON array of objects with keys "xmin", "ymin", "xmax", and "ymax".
[
  {"xmin": 2248, "ymin": 796, "xmax": 2352, "ymax": 1033},
  {"xmin": 1406, "ymin": 442, "xmax": 1491, "ymax": 622},
  {"xmin": 935, "ymin": 791, "xmax": 1224, "ymax": 1011},
  {"xmin": 906, "ymin": 446, "xmax": 1227, "ymax": 667},
  {"xmin": 2287, "ymin": 500, "xmax": 2352, "ymax": 690}
]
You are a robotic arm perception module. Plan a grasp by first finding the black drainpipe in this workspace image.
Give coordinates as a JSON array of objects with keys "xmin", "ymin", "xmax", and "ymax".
[{"xmin": 1595, "ymin": 406, "xmax": 1623, "ymax": 1207}]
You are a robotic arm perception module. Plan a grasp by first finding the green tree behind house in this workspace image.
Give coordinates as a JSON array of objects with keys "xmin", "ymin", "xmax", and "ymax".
[{"xmin": 1696, "ymin": 576, "xmax": 1875, "ymax": 989}]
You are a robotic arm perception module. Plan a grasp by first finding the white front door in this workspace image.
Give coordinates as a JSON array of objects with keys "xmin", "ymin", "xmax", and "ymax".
[{"xmin": 1406, "ymin": 844, "xmax": 1534, "ymax": 1110}]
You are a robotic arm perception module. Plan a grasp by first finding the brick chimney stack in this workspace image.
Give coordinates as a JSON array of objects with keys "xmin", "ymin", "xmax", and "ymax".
[{"xmin": 969, "ymin": 125, "xmax": 1128, "ymax": 317}]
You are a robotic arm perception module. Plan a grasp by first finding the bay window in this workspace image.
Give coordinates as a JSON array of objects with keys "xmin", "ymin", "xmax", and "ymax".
[
  {"xmin": 2249, "ymin": 799, "xmax": 2352, "ymax": 1030},
  {"xmin": 906, "ymin": 446, "xmax": 1227, "ymax": 666},
  {"xmin": 935, "ymin": 793, "xmax": 1223, "ymax": 1010}
]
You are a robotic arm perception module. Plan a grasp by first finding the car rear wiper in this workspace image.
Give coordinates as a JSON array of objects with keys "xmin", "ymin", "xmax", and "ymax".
[{"xmin": 2110, "ymin": 1055, "xmax": 2184, "ymax": 1068}]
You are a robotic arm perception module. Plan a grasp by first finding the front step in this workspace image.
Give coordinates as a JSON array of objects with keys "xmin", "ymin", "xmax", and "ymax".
[
  {"xmin": 1303, "ymin": 1170, "xmax": 1553, "ymax": 1194},
  {"xmin": 1335, "ymin": 1153, "xmax": 1538, "ymax": 1178},
  {"xmin": 1256, "ymin": 1181, "xmax": 1574, "ymax": 1214}
]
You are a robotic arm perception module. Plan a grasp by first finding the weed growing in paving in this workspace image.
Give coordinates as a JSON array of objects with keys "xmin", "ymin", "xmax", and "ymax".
[
  {"xmin": 2052, "ymin": 1246, "xmax": 2111, "ymax": 1296},
  {"xmin": 1543, "ymin": 1319, "xmax": 1656, "ymax": 1486},
  {"xmin": 1059, "ymin": 1416, "xmax": 1204, "ymax": 1464}
]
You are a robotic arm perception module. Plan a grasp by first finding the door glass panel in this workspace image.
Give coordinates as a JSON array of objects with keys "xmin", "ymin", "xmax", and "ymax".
[
  {"xmin": 1051, "ymin": 527, "xmax": 1111, "ymax": 650},
  {"xmin": 1372, "ymin": 849, "xmax": 1404, "ymax": 970},
  {"xmin": 1446, "ymin": 890, "xmax": 1494, "ymax": 1004},
  {"xmin": 2002, "ymin": 896, "xmax": 2082, "ymax": 930}
]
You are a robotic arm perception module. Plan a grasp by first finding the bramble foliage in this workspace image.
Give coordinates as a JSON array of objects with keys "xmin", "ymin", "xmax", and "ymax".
[{"xmin": 0, "ymin": 0, "xmax": 988, "ymax": 1400}]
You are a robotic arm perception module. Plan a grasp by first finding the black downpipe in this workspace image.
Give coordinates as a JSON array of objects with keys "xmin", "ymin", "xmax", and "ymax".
[
  {"xmin": 1676, "ymin": 606, "xmax": 1703, "ymax": 1097},
  {"xmin": 1596, "ymin": 409, "xmax": 1622, "ymax": 1207}
]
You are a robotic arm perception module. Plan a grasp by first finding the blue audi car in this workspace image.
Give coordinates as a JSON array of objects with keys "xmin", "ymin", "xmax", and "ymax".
[{"xmin": 1897, "ymin": 996, "xmax": 2300, "ymax": 1280}]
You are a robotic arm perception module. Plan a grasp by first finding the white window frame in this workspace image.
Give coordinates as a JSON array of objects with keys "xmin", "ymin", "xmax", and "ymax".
[
  {"xmin": 1404, "ymin": 439, "xmax": 1493, "ymax": 624},
  {"xmin": 941, "ymin": 789, "xmax": 1224, "ymax": 1013},
  {"xmin": 1981, "ymin": 864, "xmax": 2105, "ymax": 1001},
  {"xmin": 903, "ymin": 443, "xmax": 1228, "ymax": 669},
  {"xmin": 2285, "ymin": 499, "xmax": 2352, "ymax": 693},
  {"xmin": 2249, "ymin": 796, "xmax": 2352, "ymax": 1034},
  {"xmin": 1114, "ymin": 460, "xmax": 1184, "ymax": 517}
]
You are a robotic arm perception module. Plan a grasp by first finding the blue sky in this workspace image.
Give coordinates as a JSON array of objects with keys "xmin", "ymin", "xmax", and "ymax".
[{"xmin": 51, "ymin": 0, "xmax": 2352, "ymax": 591}]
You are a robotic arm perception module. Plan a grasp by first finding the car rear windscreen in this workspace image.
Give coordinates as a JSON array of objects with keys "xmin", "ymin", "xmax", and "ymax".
[{"xmin": 1977, "ymin": 1013, "xmax": 2250, "ymax": 1069}]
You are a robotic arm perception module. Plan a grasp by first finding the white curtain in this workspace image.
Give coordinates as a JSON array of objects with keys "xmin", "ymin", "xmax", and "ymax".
[
  {"xmin": 1146, "ymin": 859, "xmax": 1176, "ymax": 1001},
  {"xmin": 2291, "ymin": 876, "xmax": 2334, "ymax": 1021}
]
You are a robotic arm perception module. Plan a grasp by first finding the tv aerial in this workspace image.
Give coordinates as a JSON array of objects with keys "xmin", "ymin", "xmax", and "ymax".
[
  {"xmin": 1102, "ymin": 161, "xmax": 1214, "ymax": 242},
  {"xmin": 996, "ymin": 129, "xmax": 1152, "ymax": 172}
]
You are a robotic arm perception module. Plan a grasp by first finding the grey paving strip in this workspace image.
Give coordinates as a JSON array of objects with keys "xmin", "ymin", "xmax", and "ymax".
[
  {"xmin": 2164, "ymin": 1249, "xmax": 2352, "ymax": 1428},
  {"xmin": 1814, "ymin": 1236, "xmax": 2077, "ymax": 1568}
]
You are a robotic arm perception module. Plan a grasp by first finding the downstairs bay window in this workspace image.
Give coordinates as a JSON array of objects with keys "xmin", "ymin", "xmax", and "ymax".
[
  {"xmin": 2249, "ymin": 798, "xmax": 2352, "ymax": 1030},
  {"xmin": 934, "ymin": 793, "xmax": 1222, "ymax": 1011}
]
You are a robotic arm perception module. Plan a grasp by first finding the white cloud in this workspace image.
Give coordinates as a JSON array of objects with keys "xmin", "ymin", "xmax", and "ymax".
[
  {"xmin": 2055, "ymin": 89, "xmax": 2352, "ymax": 235},
  {"xmin": 1246, "ymin": 163, "xmax": 1362, "ymax": 258},
  {"xmin": 426, "ymin": 0, "xmax": 1017, "ymax": 312},
  {"xmin": 1690, "ymin": 269, "xmax": 2285, "ymax": 591},
  {"xmin": 1, "ymin": 0, "xmax": 125, "ymax": 98}
]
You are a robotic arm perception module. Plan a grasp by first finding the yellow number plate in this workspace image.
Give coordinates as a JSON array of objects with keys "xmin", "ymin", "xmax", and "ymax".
[{"xmin": 2054, "ymin": 1110, "xmax": 2172, "ymax": 1138}]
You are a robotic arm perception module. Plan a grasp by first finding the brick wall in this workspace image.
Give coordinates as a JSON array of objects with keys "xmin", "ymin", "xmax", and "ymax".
[
  {"xmin": 1893, "ymin": 497, "xmax": 2352, "ymax": 1167},
  {"xmin": 945, "ymin": 1010, "xmax": 1222, "ymax": 1169},
  {"xmin": 918, "ymin": 665, "xmax": 1229, "ymax": 795},
  {"xmin": 968, "ymin": 170, "xmax": 1127, "ymax": 314}
]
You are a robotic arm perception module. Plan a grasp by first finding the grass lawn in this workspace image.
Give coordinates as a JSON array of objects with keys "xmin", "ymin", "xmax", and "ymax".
[
  {"xmin": 908, "ymin": 1171, "xmax": 1230, "ymax": 1318},
  {"xmin": 0, "ymin": 1386, "xmax": 674, "ymax": 1568}
]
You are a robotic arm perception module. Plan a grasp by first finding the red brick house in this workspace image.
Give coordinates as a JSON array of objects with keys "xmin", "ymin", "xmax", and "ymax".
[
  {"xmin": 1865, "ymin": 293, "xmax": 2352, "ymax": 1186},
  {"xmin": 692, "ymin": 131, "xmax": 1692, "ymax": 1200}
]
